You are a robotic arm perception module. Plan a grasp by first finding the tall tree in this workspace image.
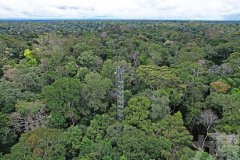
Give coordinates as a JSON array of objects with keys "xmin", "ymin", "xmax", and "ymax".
[
  {"xmin": 82, "ymin": 72, "xmax": 112, "ymax": 113},
  {"xmin": 0, "ymin": 112, "xmax": 17, "ymax": 154},
  {"xmin": 42, "ymin": 77, "xmax": 82, "ymax": 127},
  {"xmin": 4, "ymin": 128, "xmax": 66, "ymax": 160}
]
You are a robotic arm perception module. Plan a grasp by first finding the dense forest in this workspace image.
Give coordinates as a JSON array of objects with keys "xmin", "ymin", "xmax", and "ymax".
[{"xmin": 0, "ymin": 20, "xmax": 240, "ymax": 160}]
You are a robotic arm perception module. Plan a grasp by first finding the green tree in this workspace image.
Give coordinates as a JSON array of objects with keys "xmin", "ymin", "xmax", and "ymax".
[
  {"xmin": 106, "ymin": 123, "xmax": 171, "ymax": 160},
  {"xmin": 63, "ymin": 61, "xmax": 78, "ymax": 77},
  {"xmin": 82, "ymin": 72, "xmax": 112, "ymax": 113},
  {"xmin": 75, "ymin": 67, "xmax": 90, "ymax": 81},
  {"xmin": 14, "ymin": 67, "xmax": 43, "ymax": 92},
  {"xmin": 79, "ymin": 114, "xmax": 116, "ymax": 160},
  {"xmin": 176, "ymin": 42, "xmax": 205, "ymax": 64},
  {"xmin": 225, "ymin": 52, "xmax": 240, "ymax": 73},
  {"xmin": 145, "ymin": 42, "xmax": 171, "ymax": 66},
  {"xmin": 212, "ymin": 42, "xmax": 237, "ymax": 64},
  {"xmin": 4, "ymin": 128, "xmax": 66, "ymax": 160},
  {"xmin": 0, "ymin": 112, "xmax": 17, "ymax": 154},
  {"xmin": 136, "ymin": 65, "xmax": 182, "ymax": 90},
  {"xmin": 42, "ymin": 77, "xmax": 82, "ymax": 127},
  {"xmin": 77, "ymin": 51, "xmax": 102, "ymax": 70},
  {"xmin": 192, "ymin": 151, "xmax": 216, "ymax": 160},
  {"xmin": 0, "ymin": 81, "xmax": 22, "ymax": 113},
  {"xmin": 152, "ymin": 112, "xmax": 193, "ymax": 159},
  {"xmin": 150, "ymin": 90, "xmax": 170, "ymax": 121},
  {"xmin": 205, "ymin": 92, "xmax": 239, "ymax": 116},
  {"xmin": 124, "ymin": 96, "xmax": 151, "ymax": 129},
  {"xmin": 231, "ymin": 88, "xmax": 240, "ymax": 99},
  {"xmin": 63, "ymin": 125, "xmax": 85, "ymax": 159}
]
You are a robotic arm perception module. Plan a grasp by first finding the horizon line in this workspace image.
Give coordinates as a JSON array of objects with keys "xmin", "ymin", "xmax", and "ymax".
[{"xmin": 0, "ymin": 18, "xmax": 239, "ymax": 22}]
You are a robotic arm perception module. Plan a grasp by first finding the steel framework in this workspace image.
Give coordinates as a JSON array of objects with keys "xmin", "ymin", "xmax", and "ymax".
[{"xmin": 116, "ymin": 66, "xmax": 125, "ymax": 120}]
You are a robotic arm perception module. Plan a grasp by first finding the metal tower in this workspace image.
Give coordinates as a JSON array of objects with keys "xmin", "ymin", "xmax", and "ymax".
[{"xmin": 116, "ymin": 66, "xmax": 125, "ymax": 120}]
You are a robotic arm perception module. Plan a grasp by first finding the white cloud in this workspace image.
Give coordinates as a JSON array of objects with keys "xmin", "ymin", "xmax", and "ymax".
[{"xmin": 0, "ymin": 0, "xmax": 239, "ymax": 20}]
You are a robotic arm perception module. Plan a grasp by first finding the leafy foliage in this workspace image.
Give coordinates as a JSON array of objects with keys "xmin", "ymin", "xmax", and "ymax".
[
  {"xmin": 4, "ymin": 128, "xmax": 66, "ymax": 160},
  {"xmin": 1, "ymin": 21, "xmax": 240, "ymax": 159}
]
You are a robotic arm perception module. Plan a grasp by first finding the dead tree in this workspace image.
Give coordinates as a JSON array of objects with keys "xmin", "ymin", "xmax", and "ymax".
[
  {"xmin": 199, "ymin": 110, "xmax": 218, "ymax": 149},
  {"xmin": 11, "ymin": 105, "xmax": 47, "ymax": 133}
]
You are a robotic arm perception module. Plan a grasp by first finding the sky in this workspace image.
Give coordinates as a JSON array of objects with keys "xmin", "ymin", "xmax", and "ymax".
[{"xmin": 0, "ymin": 0, "xmax": 239, "ymax": 20}]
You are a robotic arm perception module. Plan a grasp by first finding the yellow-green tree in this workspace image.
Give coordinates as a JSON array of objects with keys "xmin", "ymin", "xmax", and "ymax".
[{"xmin": 23, "ymin": 49, "xmax": 38, "ymax": 67}]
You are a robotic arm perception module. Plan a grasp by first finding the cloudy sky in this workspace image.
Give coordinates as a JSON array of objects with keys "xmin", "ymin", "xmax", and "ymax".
[{"xmin": 0, "ymin": 0, "xmax": 239, "ymax": 20}]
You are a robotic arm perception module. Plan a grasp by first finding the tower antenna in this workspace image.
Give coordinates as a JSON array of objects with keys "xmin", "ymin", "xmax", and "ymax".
[{"xmin": 116, "ymin": 66, "xmax": 125, "ymax": 120}]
